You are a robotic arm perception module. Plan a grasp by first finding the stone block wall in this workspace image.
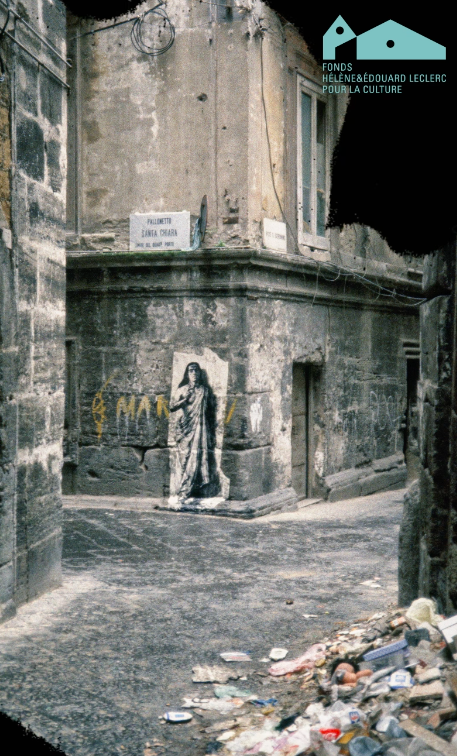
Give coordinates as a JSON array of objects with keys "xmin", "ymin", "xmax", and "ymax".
[
  {"xmin": 64, "ymin": 251, "xmax": 419, "ymax": 503},
  {"xmin": 0, "ymin": 0, "xmax": 67, "ymax": 622},
  {"xmin": 1, "ymin": 50, "xmax": 14, "ymax": 621},
  {"xmin": 399, "ymin": 244, "xmax": 455, "ymax": 612},
  {"xmin": 0, "ymin": 63, "xmax": 11, "ymax": 224}
]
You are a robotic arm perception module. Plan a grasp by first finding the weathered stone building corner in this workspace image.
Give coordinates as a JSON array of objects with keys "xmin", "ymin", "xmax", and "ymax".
[
  {"xmin": 1, "ymin": 0, "xmax": 67, "ymax": 622},
  {"xmin": 63, "ymin": 0, "xmax": 421, "ymax": 516}
]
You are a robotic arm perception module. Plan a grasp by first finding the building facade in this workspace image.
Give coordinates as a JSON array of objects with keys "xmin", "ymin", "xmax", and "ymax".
[
  {"xmin": 0, "ymin": 0, "xmax": 67, "ymax": 621},
  {"xmin": 63, "ymin": 0, "xmax": 422, "ymax": 515}
]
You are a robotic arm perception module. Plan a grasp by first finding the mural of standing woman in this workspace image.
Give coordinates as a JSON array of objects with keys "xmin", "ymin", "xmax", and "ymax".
[{"xmin": 169, "ymin": 362, "xmax": 220, "ymax": 503}]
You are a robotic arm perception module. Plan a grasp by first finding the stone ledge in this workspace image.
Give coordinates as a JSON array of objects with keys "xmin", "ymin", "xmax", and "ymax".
[
  {"xmin": 62, "ymin": 487, "xmax": 298, "ymax": 519},
  {"xmin": 325, "ymin": 453, "xmax": 407, "ymax": 502},
  {"xmin": 66, "ymin": 248, "xmax": 424, "ymax": 303}
]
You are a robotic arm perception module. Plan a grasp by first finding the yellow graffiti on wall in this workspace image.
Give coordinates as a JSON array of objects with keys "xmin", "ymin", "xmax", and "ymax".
[
  {"xmin": 92, "ymin": 373, "xmax": 116, "ymax": 441},
  {"xmin": 117, "ymin": 394, "xmax": 153, "ymax": 437},
  {"xmin": 156, "ymin": 395, "xmax": 169, "ymax": 418},
  {"xmin": 137, "ymin": 395, "xmax": 151, "ymax": 422},
  {"xmin": 92, "ymin": 383, "xmax": 169, "ymax": 440},
  {"xmin": 225, "ymin": 399, "xmax": 237, "ymax": 425},
  {"xmin": 116, "ymin": 395, "xmax": 136, "ymax": 421}
]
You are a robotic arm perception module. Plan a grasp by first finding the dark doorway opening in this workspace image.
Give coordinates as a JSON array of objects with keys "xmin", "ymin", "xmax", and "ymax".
[{"xmin": 292, "ymin": 363, "xmax": 321, "ymax": 499}]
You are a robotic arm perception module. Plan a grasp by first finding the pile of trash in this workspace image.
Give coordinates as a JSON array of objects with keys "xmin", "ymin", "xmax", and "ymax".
[{"xmin": 160, "ymin": 598, "xmax": 457, "ymax": 755}]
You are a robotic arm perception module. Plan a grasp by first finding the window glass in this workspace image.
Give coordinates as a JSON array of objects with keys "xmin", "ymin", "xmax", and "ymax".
[
  {"xmin": 301, "ymin": 92, "xmax": 312, "ymax": 233},
  {"xmin": 299, "ymin": 83, "xmax": 327, "ymax": 243}
]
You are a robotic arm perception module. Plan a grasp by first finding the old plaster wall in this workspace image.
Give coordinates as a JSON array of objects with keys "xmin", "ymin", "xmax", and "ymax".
[
  {"xmin": 65, "ymin": 0, "xmax": 424, "ymax": 295},
  {"xmin": 245, "ymin": 293, "xmax": 417, "ymax": 494},
  {"xmin": 67, "ymin": 0, "xmax": 255, "ymax": 251},
  {"xmin": 0, "ymin": 0, "xmax": 67, "ymax": 622}
]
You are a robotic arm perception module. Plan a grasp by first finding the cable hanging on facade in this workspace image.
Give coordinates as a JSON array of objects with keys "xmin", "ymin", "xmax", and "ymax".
[
  {"xmin": 71, "ymin": 2, "xmax": 175, "ymax": 57},
  {"xmin": 130, "ymin": 4, "xmax": 175, "ymax": 56}
]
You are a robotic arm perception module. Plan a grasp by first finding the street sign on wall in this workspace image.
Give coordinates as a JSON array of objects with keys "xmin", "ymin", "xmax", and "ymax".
[
  {"xmin": 130, "ymin": 212, "xmax": 191, "ymax": 251},
  {"xmin": 262, "ymin": 218, "xmax": 287, "ymax": 253}
]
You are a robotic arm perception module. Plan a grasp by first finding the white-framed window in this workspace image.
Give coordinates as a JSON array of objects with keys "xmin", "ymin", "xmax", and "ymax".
[{"xmin": 297, "ymin": 76, "xmax": 329, "ymax": 250}]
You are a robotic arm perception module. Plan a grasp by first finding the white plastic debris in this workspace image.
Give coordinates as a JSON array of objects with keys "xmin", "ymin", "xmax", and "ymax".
[
  {"xmin": 192, "ymin": 665, "xmax": 240, "ymax": 683},
  {"xmin": 182, "ymin": 697, "xmax": 245, "ymax": 714},
  {"xmin": 163, "ymin": 711, "xmax": 192, "ymax": 723},
  {"xmin": 269, "ymin": 648, "xmax": 288, "ymax": 661},
  {"xmin": 324, "ymin": 701, "xmax": 366, "ymax": 731},
  {"xmin": 224, "ymin": 725, "xmax": 277, "ymax": 754},
  {"xmin": 225, "ymin": 721, "xmax": 312, "ymax": 756},
  {"xmin": 438, "ymin": 614, "xmax": 457, "ymax": 657},
  {"xmin": 220, "ymin": 652, "xmax": 251, "ymax": 662},
  {"xmin": 216, "ymin": 730, "xmax": 237, "ymax": 742},
  {"xmin": 304, "ymin": 702, "xmax": 326, "ymax": 723},
  {"xmin": 269, "ymin": 644, "xmax": 326, "ymax": 676},
  {"xmin": 361, "ymin": 580, "xmax": 382, "ymax": 589},
  {"xmin": 376, "ymin": 716, "xmax": 400, "ymax": 733}
]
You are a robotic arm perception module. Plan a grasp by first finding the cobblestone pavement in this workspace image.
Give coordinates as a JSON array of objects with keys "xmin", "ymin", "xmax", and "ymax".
[{"xmin": 0, "ymin": 489, "xmax": 405, "ymax": 756}]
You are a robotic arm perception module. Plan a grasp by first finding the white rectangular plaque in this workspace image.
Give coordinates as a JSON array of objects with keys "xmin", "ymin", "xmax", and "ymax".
[
  {"xmin": 262, "ymin": 217, "xmax": 287, "ymax": 253},
  {"xmin": 129, "ymin": 211, "xmax": 191, "ymax": 251}
]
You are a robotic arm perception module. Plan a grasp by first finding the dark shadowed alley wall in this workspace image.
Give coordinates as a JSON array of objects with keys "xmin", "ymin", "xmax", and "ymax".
[{"xmin": 0, "ymin": 0, "xmax": 66, "ymax": 622}]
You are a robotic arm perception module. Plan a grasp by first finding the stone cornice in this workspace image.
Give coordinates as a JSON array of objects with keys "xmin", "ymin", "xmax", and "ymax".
[{"xmin": 66, "ymin": 247, "xmax": 423, "ymax": 313}]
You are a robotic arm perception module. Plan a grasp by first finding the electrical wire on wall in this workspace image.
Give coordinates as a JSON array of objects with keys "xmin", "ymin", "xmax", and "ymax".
[
  {"xmin": 258, "ymin": 27, "xmax": 426, "ymax": 308},
  {"xmin": 71, "ymin": 1, "xmax": 175, "ymax": 57},
  {"xmin": 130, "ymin": 5, "xmax": 175, "ymax": 55}
]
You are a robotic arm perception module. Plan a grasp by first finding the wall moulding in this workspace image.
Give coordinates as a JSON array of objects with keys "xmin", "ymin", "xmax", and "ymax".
[{"xmin": 66, "ymin": 248, "xmax": 424, "ymax": 314}]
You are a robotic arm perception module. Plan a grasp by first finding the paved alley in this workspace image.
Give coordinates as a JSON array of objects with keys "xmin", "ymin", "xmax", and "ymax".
[{"xmin": 0, "ymin": 489, "xmax": 405, "ymax": 756}]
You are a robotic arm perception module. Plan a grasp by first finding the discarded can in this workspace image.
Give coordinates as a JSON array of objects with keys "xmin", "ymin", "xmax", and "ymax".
[
  {"xmin": 164, "ymin": 711, "xmax": 192, "ymax": 723},
  {"xmin": 390, "ymin": 616, "xmax": 407, "ymax": 630}
]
